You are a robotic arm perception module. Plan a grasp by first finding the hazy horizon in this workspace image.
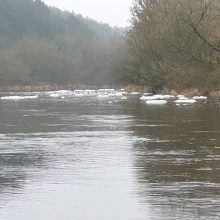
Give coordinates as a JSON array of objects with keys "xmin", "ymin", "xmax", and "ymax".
[{"xmin": 43, "ymin": 0, "xmax": 132, "ymax": 27}]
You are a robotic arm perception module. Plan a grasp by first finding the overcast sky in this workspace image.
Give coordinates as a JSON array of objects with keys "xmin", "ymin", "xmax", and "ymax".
[{"xmin": 43, "ymin": 0, "xmax": 132, "ymax": 27}]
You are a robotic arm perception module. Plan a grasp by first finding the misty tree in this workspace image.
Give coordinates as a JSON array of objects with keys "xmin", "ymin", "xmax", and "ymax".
[
  {"xmin": 0, "ymin": 0, "xmax": 124, "ymax": 86},
  {"xmin": 0, "ymin": 49, "xmax": 30, "ymax": 85}
]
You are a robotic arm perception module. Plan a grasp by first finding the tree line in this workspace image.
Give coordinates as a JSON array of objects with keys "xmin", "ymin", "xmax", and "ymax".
[
  {"xmin": 116, "ymin": 0, "xmax": 220, "ymax": 93},
  {"xmin": 0, "ymin": 0, "xmax": 123, "ymax": 86},
  {"xmin": 1, "ymin": 0, "xmax": 220, "ymax": 93}
]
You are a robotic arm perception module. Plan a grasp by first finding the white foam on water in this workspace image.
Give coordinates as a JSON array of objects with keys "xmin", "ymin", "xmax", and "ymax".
[
  {"xmin": 121, "ymin": 96, "xmax": 128, "ymax": 100},
  {"xmin": 196, "ymin": 167, "xmax": 213, "ymax": 171},
  {"xmin": 130, "ymin": 92, "xmax": 140, "ymax": 95},
  {"xmin": 140, "ymin": 94, "xmax": 174, "ymax": 101},
  {"xmin": 74, "ymin": 90, "xmax": 97, "ymax": 96},
  {"xmin": 140, "ymin": 96, "xmax": 157, "ymax": 100},
  {"xmin": 177, "ymin": 95, "xmax": 185, "ymax": 99},
  {"xmin": 97, "ymin": 94, "xmax": 110, "ymax": 98},
  {"xmin": 49, "ymin": 94, "xmax": 60, "ymax": 98},
  {"xmin": 192, "ymin": 96, "xmax": 207, "ymax": 100},
  {"xmin": 146, "ymin": 100, "xmax": 168, "ymax": 105},
  {"xmin": 115, "ymin": 92, "xmax": 124, "ymax": 97},
  {"xmin": 0, "ymin": 95, "xmax": 38, "ymax": 100},
  {"xmin": 175, "ymin": 99, "xmax": 196, "ymax": 104},
  {"xmin": 43, "ymin": 90, "xmax": 75, "ymax": 97}
]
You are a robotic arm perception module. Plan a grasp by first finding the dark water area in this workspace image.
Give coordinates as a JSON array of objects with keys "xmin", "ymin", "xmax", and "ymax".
[{"xmin": 0, "ymin": 93, "xmax": 220, "ymax": 219}]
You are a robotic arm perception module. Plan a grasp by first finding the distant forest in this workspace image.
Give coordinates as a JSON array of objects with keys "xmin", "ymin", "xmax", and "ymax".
[
  {"xmin": 0, "ymin": 0, "xmax": 124, "ymax": 86},
  {"xmin": 2, "ymin": 0, "xmax": 220, "ymax": 94}
]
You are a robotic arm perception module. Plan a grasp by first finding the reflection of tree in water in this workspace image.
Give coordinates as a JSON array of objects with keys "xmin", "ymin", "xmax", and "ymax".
[
  {"xmin": 125, "ymin": 102, "xmax": 220, "ymax": 218},
  {"xmin": 0, "ymin": 136, "xmax": 46, "ymax": 200},
  {"xmin": 0, "ymin": 100, "xmax": 72, "ymax": 198}
]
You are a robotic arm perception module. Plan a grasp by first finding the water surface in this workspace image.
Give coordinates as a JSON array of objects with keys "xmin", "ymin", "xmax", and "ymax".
[{"xmin": 0, "ymin": 94, "xmax": 220, "ymax": 219}]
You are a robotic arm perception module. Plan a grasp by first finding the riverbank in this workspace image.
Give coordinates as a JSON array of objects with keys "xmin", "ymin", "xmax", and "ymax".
[
  {"xmin": 1, "ymin": 84, "xmax": 220, "ymax": 99},
  {"xmin": 0, "ymin": 84, "xmax": 116, "ymax": 93},
  {"xmin": 123, "ymin": 86, "xmax": 220, "ymax": 99}
]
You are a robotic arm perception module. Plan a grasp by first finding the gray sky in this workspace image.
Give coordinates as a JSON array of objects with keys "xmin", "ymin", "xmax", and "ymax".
[{"xmin": 43, "ymin": 0, "xmax": 132, "ymax": 27}]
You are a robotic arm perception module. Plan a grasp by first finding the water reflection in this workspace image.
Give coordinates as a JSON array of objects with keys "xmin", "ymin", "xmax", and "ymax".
[
  {"xmin": 129, "ymin": 103, "xmax": 220, "ymax": 219},
  {"xmin": 0, "ymin": 96, "xmax": 219, "ymax": 219}
]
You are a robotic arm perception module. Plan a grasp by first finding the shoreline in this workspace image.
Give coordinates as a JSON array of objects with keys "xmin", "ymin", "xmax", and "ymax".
[
  {"xmin": 0, "ymin": 84, "xmax": 116, "ymax": 93},
  {"xmin": 1, "ymin": 84, "xmax": 220, "ymax": 99}
]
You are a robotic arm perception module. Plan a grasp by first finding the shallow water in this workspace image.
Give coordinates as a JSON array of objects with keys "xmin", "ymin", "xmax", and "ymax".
[{"xmin": 0, "ymin": 94, "xmax": 220, "ymax": 219}]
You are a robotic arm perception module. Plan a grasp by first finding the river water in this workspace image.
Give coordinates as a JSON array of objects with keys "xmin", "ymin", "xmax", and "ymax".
[{"xmin": 0, "ymin": 92, "xmax": 220, "ymax": 220}]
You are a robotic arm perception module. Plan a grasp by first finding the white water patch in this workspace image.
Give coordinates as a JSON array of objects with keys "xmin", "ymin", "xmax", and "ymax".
[
  {"xmin": 121, "ymin": 96, "xmax": 128, "ymax": 100},
  {"xmin": 146, "ymin": 100, "xmax": 168, "ymax": 105},
  {"xmin": 97, "ymin": 89, "xmax": 115, "ymax": 96},
  {"xmin": 0, "ymin": 89, "xmax": 128, "ymax": 100},
  {"xmin": 140, "ymin": 94, "xmax": 174, "ymax": 101},
  {"xmin": 140, "ymin": 96, "xmax": 155, "ymax": 100},
  {"xmin": 0, "ymin": 95, "xmax": 38, "ymax": 100},
  {"xmin": 155, "ymin": 95, "xmax": 175, "ymax": 99},
  {"xmin": 97, "ymin": 94, "xmax": 110, "ymax": 98},
  {"xmin": 175, "ymin": 99, "xmax": 196, "ymax": 104},
  {"xmin": 49, "ymin": 94, "xmax": 60, "ymax": 98},
  {"xmin": 192, "ymin": 130, "xmax": 220, "ymax": 133},
  {"xmin": 74, "ymin": 90, "xmax": 97, "ymax": 96},
  {"xmin": 70, "ymin": 89, "xmax": 126, "ymax": 99},
  {"xmin": 196, "ymin": 167, "xmax": 213, "ymax": 171},
  {"xmin": 177, "ymin": 95, "xmax": 186, "ymax": 99},
  {"xmin": 147, "ymin": 150, "xmax": 195, "ymax": 156},
  {"xmin": 130, "ymin": 92, "xmax": 140, "ymax": 95},
  {"xmin": 46, "ymin": 90, "xmax": 75, "ymax": 97},
  {"xmin": 134, "ymin": 124, "xmax": 171, "ymax": 127},
  {"xmin": 192, "ymin": 96, "xmax": 208, "ymax": 100},
  {"xmin": 34, "ymin": 89, "xmax": 125, "ymax": 99},
  {"xmin": 115, "ymin": 92, "xmax": 124, "ymax": 97}
]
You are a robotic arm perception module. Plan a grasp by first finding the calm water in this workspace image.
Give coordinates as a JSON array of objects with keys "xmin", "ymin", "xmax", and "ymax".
[{"xmin": 0, "ymin": 93, "xmax": 220, "ymax": 219}]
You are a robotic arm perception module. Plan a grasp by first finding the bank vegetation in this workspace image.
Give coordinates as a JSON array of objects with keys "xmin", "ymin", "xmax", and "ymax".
[{"xmin": 116, "ymin": 0, "xmax": 220, "ymax": 95}]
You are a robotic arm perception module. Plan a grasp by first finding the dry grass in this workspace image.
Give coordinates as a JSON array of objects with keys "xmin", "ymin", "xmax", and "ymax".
[
  {"xmin": 161, "ymin": 87, "xmax": 178, "ymax": 96},
  {"xmin": 182, "ymin": 88, "xmax": 201, "ymax": 97},
  {"xmin": 209, "ymin": 91, "xmax": 220, "ymax": 98},
  {"xmin": 0, "ymin": 84, "xmax": 116, "ymax": 92},
  {"xmin": 124, "ymin": 85, "xmax": 151, "ymax": 93}
]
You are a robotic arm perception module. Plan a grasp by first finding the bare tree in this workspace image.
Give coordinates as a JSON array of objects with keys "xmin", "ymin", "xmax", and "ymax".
[{"xmin": 123, "ymin": 0, "xmax": 220, "ymax": 92}]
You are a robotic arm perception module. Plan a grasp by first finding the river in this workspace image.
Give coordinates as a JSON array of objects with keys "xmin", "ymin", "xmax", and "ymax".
[{"xmin": 0, "ymin": 91, "xmax": 220, "ymax": 219}]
